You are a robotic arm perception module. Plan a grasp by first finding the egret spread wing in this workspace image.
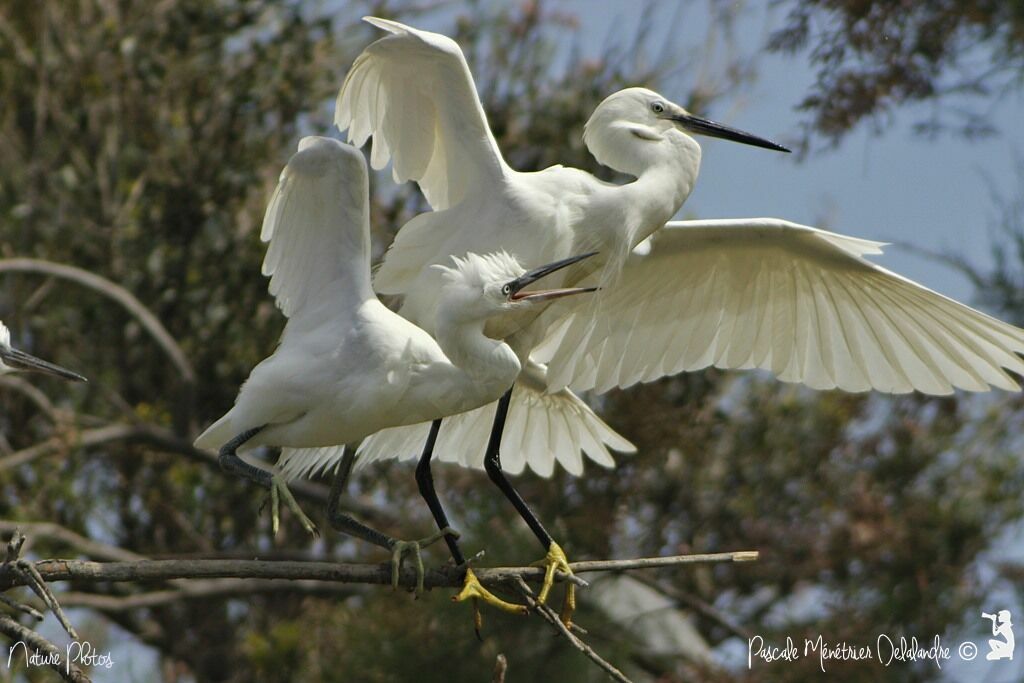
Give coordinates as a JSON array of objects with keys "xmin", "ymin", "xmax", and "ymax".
[
  {"xmin": 540, "ymin": 218, "xmax": 1024, "ymax": 395},
  {"xmin": 335, "ymin": 17, "xmax": 509, "ymax": 210},
  {"xmin": 355, "ymin": 362, "xmax": 635, "ymax": 478},
  {"xmin": 261, "ymin": 137, "xmax": 373, "ymax": 318}
]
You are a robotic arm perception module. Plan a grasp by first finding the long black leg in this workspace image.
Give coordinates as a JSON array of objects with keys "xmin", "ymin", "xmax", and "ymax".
[
  {"xmin": 218, "ymin": 426, "xmax": 317, "ymax": 535},
  {"xmin": 329, "ymin": 447, "xmax": 455, "ymax": 593},
  {"xmin": 218, "ymin": 426, "xmax": 271, "ymax": 485},
  {"xmin": 415, "ymin": 419, "xmax": 466, "ymax": 565},
  {"xmin": 483, "ymin": 387, "xmax": 553, "ymax": 550},
  {"xmin": 327, "ymin": 449, "xmax": 397, "ymax": 550}
]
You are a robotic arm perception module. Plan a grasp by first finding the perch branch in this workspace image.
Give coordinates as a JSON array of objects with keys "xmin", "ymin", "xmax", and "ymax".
[{"xmin": 0, "ymin": 551, "xmax": 758, "ymax": 592}]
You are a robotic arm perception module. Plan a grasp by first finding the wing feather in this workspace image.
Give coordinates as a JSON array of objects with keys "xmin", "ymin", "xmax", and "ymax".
[
  {"xmin": 540, "ymin": 218, "xmax": 1024, "ymax": 395},
  {"xmin": 355, "ymin": 364, "xmax": 634, "ymax": 477},
  {"xmin": 336, "ymin": 17, "xmax": 509, "ymax": 210},
  {"xmin": 261, "ymin": 137, "xmax": 372, "ymax": 318}
]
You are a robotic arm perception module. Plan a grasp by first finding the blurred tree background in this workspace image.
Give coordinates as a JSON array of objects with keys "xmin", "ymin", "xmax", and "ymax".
[{"xmin": 1, "ymin": 0, "xmax": 1022, "ymax": 681}]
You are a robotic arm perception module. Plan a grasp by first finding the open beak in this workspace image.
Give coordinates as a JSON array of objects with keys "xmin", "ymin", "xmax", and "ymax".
[
  {"xmin": 668, "ymin": 110, "xmax": 790, "ymax": 153},
  {"xmin": 507, "ymin": 251, "xmax": 599, "ymax": 303},
  {"xmin": 0, "ymin": 346, "xmax": 88, "ymax": 382}
]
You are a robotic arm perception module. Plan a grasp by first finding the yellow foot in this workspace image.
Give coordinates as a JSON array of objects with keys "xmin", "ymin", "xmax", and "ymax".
[
  {"xmin": 453, "ymin": 568, "xmax": 527, "ymax": 635},
  {"xmin": 267, "ymin": 474, "xmax": 319, "ymax": 538},
  {"xmin": 533, "ymin": 541, "xmax": 577, "ymax": 628}
]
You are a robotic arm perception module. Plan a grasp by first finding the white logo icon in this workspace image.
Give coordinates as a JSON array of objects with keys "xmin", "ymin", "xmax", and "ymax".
[{"xmin": 982, "ymin": 610, "xmax": 1014, "ymax": 661}]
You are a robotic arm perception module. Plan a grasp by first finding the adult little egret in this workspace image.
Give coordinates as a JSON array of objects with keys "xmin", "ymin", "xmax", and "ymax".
[
  {"xmin": 193, "ymin": 136, "xmax": 596, "ymax": 607},
  {"xmin": 335, "ymin": 16, "xmax": 789, "ymax": 621},
  {"xmin": 0, "ymin": 320, "xmax": 87, "ymax": 382}
]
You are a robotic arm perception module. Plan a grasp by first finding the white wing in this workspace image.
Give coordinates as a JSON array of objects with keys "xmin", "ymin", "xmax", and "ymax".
[
  {"xmin": 335, "ymin": 17, "xmax": 509, "ymax": 210},
  {"xmin": 355, "ymin": 362, "xmax": 635, "ymax": 478},
  {"xmin": 539, "ymin": 218, "xmax": 1024, "ymax": 395},
  {"xmin": 261, "ymin": 136, "xmax": 373, "ymax": 318}
]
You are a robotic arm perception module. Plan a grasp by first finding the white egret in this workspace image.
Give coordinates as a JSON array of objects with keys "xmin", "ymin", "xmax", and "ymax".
[
  {"xmin": 0, "ymin": 320, "xmax": 87, "ymax": 382},
  {"xmin": 193, "ymin": 136, "xmax": 596, "ymax": 607},
  {"xmin": 335, "ymin": 16, "xmax": 789, "ymax": 621}
]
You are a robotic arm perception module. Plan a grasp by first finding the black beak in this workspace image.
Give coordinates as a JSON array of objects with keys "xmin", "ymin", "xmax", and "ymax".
[
  {"xmin": 0, "ymin": 346, "xmax": 88, "ymax": 382},
  {"xmin": 506, "ymin": 251, "xmax": 599, "ymax": 302},
  {"xmin": 669, "ymin": 112, "xmax": 790, "ymax": 153}
]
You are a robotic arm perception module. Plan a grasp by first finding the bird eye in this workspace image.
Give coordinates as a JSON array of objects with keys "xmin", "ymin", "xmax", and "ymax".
[
  {"xmin": 502, "ymin": 284, "xmax": 512, "ymax": 296},
  {"xmin": 651, "ymin": 101, "xmax": 665, "ymax": 114}
]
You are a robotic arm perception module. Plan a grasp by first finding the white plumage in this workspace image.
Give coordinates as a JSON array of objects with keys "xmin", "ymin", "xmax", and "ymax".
[
  {"xmin": 358, "ymin": 361, "xmax": 634, "ymax": 477},
  {"xmin": 194, "ymin": 136, "xmax": 597, "ymax": 480},
  {"xmin": 337, "ymin": 17, "xmax": 787, "ymax": 475}
]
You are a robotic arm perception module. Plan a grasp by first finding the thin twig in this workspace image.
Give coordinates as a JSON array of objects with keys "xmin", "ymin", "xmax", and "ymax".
[
  {"xmin": 0, "ymin": 593, "xmax": 43, "ymax": 620},
  {"xmin": 14, "ymin": 560, "xmax": 78, "ymax": 640},
  {"xmin": 513, "ymin": 577, "xmax": 633, "ymax": 683},
  {"xmin": 3, "ymin": 530, "xmax": 78, "ymax": 639},
  {"xmin": 0, "ymin": 615, "xmax": 91, "ymax": 683}
]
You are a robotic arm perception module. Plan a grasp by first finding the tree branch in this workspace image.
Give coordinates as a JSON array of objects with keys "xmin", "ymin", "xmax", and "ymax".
[
  {"xmin": 0, "ymin": 615, "xmax": 91, "ymax": 683},
  {"xmin": 0, "ymin": 551, "xmax": 759, "ymax": 592}
]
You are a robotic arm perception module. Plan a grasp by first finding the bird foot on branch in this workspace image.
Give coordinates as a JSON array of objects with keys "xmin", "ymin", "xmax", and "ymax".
[
  {"xmin": 532, "ymin": 541, "xmax": 577, "ymax": 629},
  {"xmin": 389, "ymin": 526, "xmax": 460, "ymax": 595},
  {"xmin": 453, "ymin": 567, "xmax": 528, "ymax": 638}
]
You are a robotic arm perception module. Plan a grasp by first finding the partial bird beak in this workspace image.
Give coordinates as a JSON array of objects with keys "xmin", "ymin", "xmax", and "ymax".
[
  {"xmin": 507, "ymin": 251, "xmax": 599, "ymax": 303},
  {"xmin": 0, "ymin": 346, "xmax": 88, "ymax": 382},
  {"xmin": 667, "ymin": 109, "xmax": 790, "ymax": 153}
]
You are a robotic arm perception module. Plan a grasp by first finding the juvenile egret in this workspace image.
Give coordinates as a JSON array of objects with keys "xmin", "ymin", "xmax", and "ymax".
[
  {"xmin": 336, "ymin": 16, "xmax": 788, "ymax": 620},
  {"xmin": 193, "ymin": 136, "xmax": 596, "ymax": 606},
  {"xmin": 0, "ymin": 320, "xmax": 87, "ymax": 382}
]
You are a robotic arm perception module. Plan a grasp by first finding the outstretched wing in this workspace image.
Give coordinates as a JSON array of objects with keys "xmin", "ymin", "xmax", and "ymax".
[
  {"xmin": 355, "ymin": 362, "xmax": 635, "ymax": 478},
  {"xmin": 335, "ymin": 17, "xmax": 510, "ymax": 210},
  {"xmin": 261, "ymin": 136, "xmax": 373, "ymax": 318},
  {"xmin": 539, "ymin": 218, "xmax": 1024, "ymax": 395}
]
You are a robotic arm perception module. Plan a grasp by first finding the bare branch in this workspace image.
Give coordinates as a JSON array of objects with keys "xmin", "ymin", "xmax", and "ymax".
[
  {"xmin": 0, "ymin": 551, "xmax": 759, "ymax": 593},
  {"xmin": 4, "ymin": 530, "xmax": 78, "ymax": 639},
  {"xmin": 0, "ymin": 615, "xmax": 91, "ymax": 683}
]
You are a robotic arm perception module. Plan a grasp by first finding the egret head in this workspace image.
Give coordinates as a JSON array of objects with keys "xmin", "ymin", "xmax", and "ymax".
[
  {"xmin": 584, "ymin": 87, "xmax": 789, "ymax": 175},
  {"xmin": 433, "ymin": 251, "xmax": 597, "ymax": 322},
  {"xmin": 0, "ymin": 320, "xmax": 87, "ymax": 382}
]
